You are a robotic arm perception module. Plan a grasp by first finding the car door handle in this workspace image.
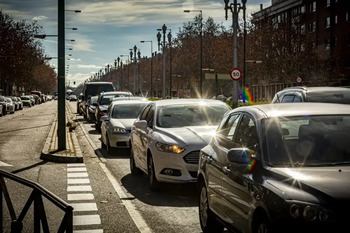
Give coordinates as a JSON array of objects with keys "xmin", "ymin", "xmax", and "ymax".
[{"xmin": 223, "ymin": 166, "xmax": 230, "ymax": 175}]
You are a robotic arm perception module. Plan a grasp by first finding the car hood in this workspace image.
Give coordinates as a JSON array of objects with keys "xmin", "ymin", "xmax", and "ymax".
[
  {"xmin": 155, "ymin": 126, "xmax": 217, "ymax": 147},
  {"xmin": 267, "ymin": 166, "xmax": 350, "ymax": 201},
  {"xmin": 110, "ymin": 118, "xmax": 135, "ymax": 130},
  {"xmin": 98, "ymin": 105, "xmax": 108, "ymax": 111}
]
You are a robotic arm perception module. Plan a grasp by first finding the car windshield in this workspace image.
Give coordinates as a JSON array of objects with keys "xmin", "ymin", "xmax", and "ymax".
[
  {"xmin": 90, "ymin": 96, "xmax": 98, "ymax": 104},
  {"xmin": 307, "ymin": 91, "xmax": 350, "ymax": 104},
  {"xmin": 263, "ymin": 115, "xmax": 350, "ymax": 167},
  {"xmin": 157, "ymin": 104, "xmax": 229, "ymax": 128},
  {"xmin": 112, "ymin": 103, "xmax": 147, "ymax": 119},
  {"xmin": 100, "ymin": 95, "xmax": 114, "ymax": 105}
]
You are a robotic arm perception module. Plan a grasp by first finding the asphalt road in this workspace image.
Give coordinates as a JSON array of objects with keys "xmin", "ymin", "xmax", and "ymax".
[
  {"xmin": 69, "ymin": 101, "xmax": 205, "ymax": 233},
  {"xmin": 0, "ymin": 100, "xmax": 209, "ymax": 233}
]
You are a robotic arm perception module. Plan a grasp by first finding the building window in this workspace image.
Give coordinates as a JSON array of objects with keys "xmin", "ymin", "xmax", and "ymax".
[
  {"xmin": 334, "ymin": 15, "xmax": 338, "ymax": 24},
  {"xmin": 311, "ymin": 1, "xmax": 316, "ymax": 12},
  {"xmin": 331, "ymin": 36, "xmax": 337, "ymax": 46},
  {"xmin": 301, "ymin": 24, "xmax": 305, "ymax": 34},
  {"xmin": 309, "ymin": 21, "xmax": 316, "ymax": 32},
  {"xmin": 325, "ymin": 17, "xmax": 331, "ymax": 28},
  {"xmin": 346, "ymin": 12, "xmax": 349, "ymax": 22},
  {"xmin": 325, "ymin": 38, "xmax": 330, "ymax": 50},
  {"xmin": 301, "ymin": 5, "xmax": 305, "ymax": 13},
  {"xmin": 326, "ymin": 0, "xmax": 331, "ymax": 7},
  {"xmin": 345, "ymin": 35, "xmax": 350, "ymax": 46}
]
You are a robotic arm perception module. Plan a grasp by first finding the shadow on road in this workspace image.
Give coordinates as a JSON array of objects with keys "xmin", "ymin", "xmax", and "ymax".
[{"xmin": 120, "ymin": 172, "xmax": 198, "ymax": 207}]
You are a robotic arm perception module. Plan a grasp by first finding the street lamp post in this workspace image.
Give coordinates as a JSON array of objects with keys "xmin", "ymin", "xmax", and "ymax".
[
  {"xmin": 140, "ymin": 40, "xmax": 153, "ymax": 97},
  {"xmin": 120, "ymin": 54, "xmax": 130, "ymax": 91},
  {"xmin": 224, "ymin": 0, "xmax": 246, "ymax": 108},
  {"xmin": 167, "ymin": 30, "xmax": 172, "ymax": 98},
  {"xmin": 130, "ymin": 46, "xmax": 139, "ymax": 95},
  {"xmin": 157, "ymin": 24, "xmax": 168, "ymax": 98},
  {"xmin": 184, "ymin": 9, "xmax": 203, "ymax": 97}
]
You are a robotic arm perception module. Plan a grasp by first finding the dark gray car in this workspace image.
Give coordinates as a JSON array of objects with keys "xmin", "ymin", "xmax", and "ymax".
[{"xmin": 198, "ymin": 102, "xmax": 350, "ymax": 233}]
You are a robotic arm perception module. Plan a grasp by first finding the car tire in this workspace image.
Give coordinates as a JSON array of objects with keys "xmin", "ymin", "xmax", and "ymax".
[
  {"xmin": 148, "ymin": 155, "xmax": 160, "ymax": 191},
  {"xmin": 199, "ymin": 181, "xmax": 224, "ymax": 233},
  {"xmin": 101, "ymin": 139, "xmax": 106, "ymax": 149},
  {"xmin": 106, "ymin": 135, "xmax": 113, "ymax": 154},
  {"xmin": 130, "ymin": 147, "xmax": 141, "ymax": 175},
  {"xmin": 252, "ymin": 213, "xmax": 271, "ymax": 233}
]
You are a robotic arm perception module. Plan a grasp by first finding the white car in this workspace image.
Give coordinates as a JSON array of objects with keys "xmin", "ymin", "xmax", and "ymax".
[
  {"xmin": 130, "ymin": 98, "xmax": 231, "ymax": 191},
  {"xmin": 100, "ymin": 99, "xmax": 150, "ymax": 154}
]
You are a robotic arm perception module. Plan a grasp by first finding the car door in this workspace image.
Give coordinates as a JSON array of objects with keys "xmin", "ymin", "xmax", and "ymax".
[
  {"xmin": 131, "ymin": 104, "xmax": 152, "ymax": 171},
  {"xmin": 138, "ymin": 105, "xmax": 155, "ymax": 171},
  {"xmin": 101, "ymin": 105, "xmax": 112, "ymax": 144},
  {"xmin": 221, "ymin": 113, "xmax": 259, "ymax": 231},
  {"xmin": 206, "ymin": 113, "xmax": 242, "ymax": 217}
]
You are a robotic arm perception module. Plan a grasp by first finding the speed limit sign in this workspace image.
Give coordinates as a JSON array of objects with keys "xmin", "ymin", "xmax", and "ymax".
[{"xmin": 230, "ymin": 68, "xmax": 242, "ymax": 81}]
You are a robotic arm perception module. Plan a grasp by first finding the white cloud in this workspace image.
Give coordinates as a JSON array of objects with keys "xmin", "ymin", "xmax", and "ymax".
[{"xmin": 32, "ymin": 15, "xmax": 47, "ymax": 21}]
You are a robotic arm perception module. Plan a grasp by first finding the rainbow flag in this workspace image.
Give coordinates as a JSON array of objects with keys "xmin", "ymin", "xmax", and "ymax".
[{"xmin": 242, "ymin": 86, "xmax": 253, "ymax": 104}]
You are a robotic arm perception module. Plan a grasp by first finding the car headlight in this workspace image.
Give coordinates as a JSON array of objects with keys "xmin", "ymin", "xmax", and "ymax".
[
  {"xmin": 289, "ymin": 202, "xmax": 335, "ymax": 223},
  {"xmin": 113, "ymin": 127, "xmax": 126, "ymax": 134},
  {"xmin": 156, "ymin": 142, "xmax": 185, "ymax": 154}
]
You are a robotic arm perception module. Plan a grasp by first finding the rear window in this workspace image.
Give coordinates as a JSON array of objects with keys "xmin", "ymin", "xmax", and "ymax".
[
  {"xmin": 307, "ymin": 91, "xmax": 350, "ymax": 104},
  {"xmin": 85, "ymin": 83, "xmax": 114, "ymax": 97}
]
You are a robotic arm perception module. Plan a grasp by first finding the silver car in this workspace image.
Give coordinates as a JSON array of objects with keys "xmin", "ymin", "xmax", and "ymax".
[
  {"xmin": 100, "ymin": 99, "xmax": 150, "ymax": 154},
  {"xmin": 130, "ymin": 99, "xmax": 231, "ymax": 191}
]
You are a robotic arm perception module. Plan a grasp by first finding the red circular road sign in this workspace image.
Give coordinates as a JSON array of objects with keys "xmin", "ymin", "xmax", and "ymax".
[{"xmin": 230, "ymin": 68, "xmax": 242, "ymax": 81}]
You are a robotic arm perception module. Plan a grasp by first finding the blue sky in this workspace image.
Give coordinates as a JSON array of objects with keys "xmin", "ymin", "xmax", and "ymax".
[{"xmin": 0, "ymin": 0, "xmax": 271, "ymax": 86}]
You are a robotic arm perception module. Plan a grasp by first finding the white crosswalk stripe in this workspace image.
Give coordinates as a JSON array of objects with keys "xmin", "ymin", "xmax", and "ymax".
[{"xmin": 67, "ymin": 164, "xmax": 103, "ymax": 233}]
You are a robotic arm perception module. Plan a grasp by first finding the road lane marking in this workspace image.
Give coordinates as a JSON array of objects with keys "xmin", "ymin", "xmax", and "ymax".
[
  {"xmin": 68, "ymin": 178, "xmax": 90, "ymax": 184},
  {"xmin": 74, "ymin": 230, "xmax": 103, "ymax": 233},
  {"xmin": 0, "ymin": 161, "xmax": 12, "ymax": 167},
  {"xmin": 71, "ymin": 203, "xmax": 98, "ymax": 212},
  {"xmin": 68, "ymin": 167, "xmax": 87, "ymax": 172},
  {"xmin": 67, "ymin": 185, "xmax": 92, "ymax": 192},
  {"xmin": 99, "ymin": 162, "xmax": 152, "ymax": 233},
  {"xmin": 73, "ymin": 215, "xmax": 101, "ymax": 226},
  {"xmin": 68, "ymin": 193, "xmax": 95, "ymax": 201},
  {"xmin": 68, "ymin": 172, "xmax": 89, "ymax": 178}
]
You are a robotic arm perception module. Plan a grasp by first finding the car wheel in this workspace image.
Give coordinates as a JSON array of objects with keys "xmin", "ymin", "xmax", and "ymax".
[
  {"xmin": 253, "ymin": 213, "xmax": 271, "ymax": 233},
  {"xmin": 148, "ymin": 155, "xmax": 160, "ymax": 191},
  {"xmin": 199, "ymin": 181, "xmax": 224, "ymax": 233},
  {"xmin": 106, "ymin": 135, "xmax": 113, "ymax": 154},
  {"xmin": 130, "ymin": 147, "xmax": 141, "ymax": 175},
  {"xmin": 101, "ymin": 138, "xmax": 106, "ymax": 149}
]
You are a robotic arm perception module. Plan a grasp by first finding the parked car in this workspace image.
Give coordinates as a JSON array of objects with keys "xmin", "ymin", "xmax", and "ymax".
[
  {"xmin": 68, "ymin": 94, "xmax": 78, "ymax": 101},
  {"xmin": 101, "ymin": 99, "xmax": 150, "ymax": 154},
  {"xmin": 0, "ymin": 95, "xmax": 7, "ymax": 115},
  {"xmin": 9, "ymin": 96, "xmax": 21, "ymax": 111},
  {"xmin": 81, "ymin": 81, "xmax": 115, "ymax": 119},
  {"xmin": 4, "ymin": 97, "xmax": 15, "ymax": 114},
  {"xmin": 86, "ymin": 96, "xmax": 98, "ymax": 123},
  {"xmin": 16, "ymin": 97, "xmax": 23, "ymax": 110},
  {"xmin": 129, "ymin": 99, "xmax": 231, "ymax": 191},
  {"xmin": 94, "ymin": 91, "xmax": 133, "ymax": 132},
  {"xmin": 20, "ymin": 96, "xmax": 33, "ymax": 107},
  {"xmin": 271, "ymin": 86, "xmax": 350, "ymax": 104},
  {"xmin": 28, "ymin": 95, "xmax": 36, "ymax": 106},
  {"xmin": 197, "ymin": 102, "xmax": 350, "ymax": 233}
]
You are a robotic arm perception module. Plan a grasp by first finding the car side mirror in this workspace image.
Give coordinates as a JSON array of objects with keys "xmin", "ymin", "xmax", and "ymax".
[
  {"xmin": 227, "ymin": 148, "xmax": 253, "ymax": 164},
  {"xmin": 134, "ymin": 120, "xmax": 147, "ymax": 130},
  {"xmin": 101, "ymin": 115, "xmax": 108, "ymax": 121}
]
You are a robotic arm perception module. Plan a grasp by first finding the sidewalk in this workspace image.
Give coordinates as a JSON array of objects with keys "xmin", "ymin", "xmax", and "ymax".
[{"xmin": 40, "ymin": 106, "xmax": 83, "ymax": 163}]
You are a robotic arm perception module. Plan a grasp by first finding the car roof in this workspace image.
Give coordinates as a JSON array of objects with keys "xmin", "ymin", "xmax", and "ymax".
[
  {"xmin": 100, "ymin": 91, "xmax": 132, "ymax": 96},
  {"xmin": 150, "ymin": 98, "xmax": 231, "ymax": 107},
  {"xmin": 110, "ymin": 99, "xmax": 150, "ymax": 107},
  {"xmin": 281, "ymin": 86, "xmax": 350, "ymax": 93},
  {"xmin": 233, "ymin": 102, "xmax": 350, "ymax": 118}
]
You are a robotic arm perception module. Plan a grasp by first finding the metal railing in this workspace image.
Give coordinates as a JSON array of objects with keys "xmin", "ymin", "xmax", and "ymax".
[{"xmin": 0, "ymin": 169, "xmax": 73, "ymax": 233}]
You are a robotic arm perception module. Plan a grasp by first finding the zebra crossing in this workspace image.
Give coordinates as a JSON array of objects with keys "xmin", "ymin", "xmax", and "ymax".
[{"xmin": 67, "ymin": 163, "xmax": 103, "ymax": 233}]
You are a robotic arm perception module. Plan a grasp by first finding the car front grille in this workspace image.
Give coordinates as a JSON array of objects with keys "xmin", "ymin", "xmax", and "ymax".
[{"xmin": 183, "ymin": 151, "xmax": 200, "ymax": 164}]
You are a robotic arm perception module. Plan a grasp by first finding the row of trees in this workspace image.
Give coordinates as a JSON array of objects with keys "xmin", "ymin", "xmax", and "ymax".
[
  {"xmin": 0, "ymin": 10, "xmax": 56, "ymax": 96},
  {"xmin": 86, "ymin": 12, "xmax": 343, "ymax": 99}
]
